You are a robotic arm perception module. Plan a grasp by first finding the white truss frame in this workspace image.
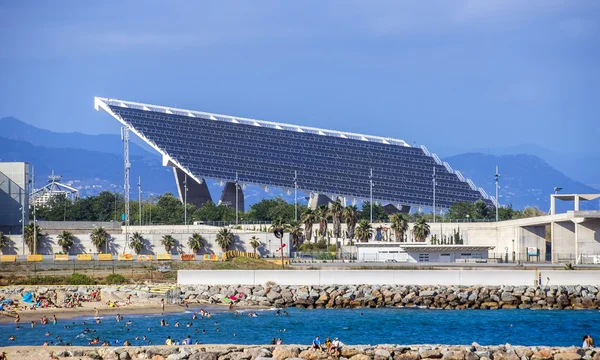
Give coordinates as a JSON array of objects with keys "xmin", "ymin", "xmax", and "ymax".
[{"xmin": 94, "ymin": 97, "xmax": 411, "ymax": 147}]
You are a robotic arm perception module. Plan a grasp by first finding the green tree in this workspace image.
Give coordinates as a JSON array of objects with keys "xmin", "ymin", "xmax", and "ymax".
[
  {"xmin": 285, "ymin": 221, "xmax": 303, "ymax": 250},
  {"xmin": 155, "ymin": 193, "xmax": 185, "ymax": 224},
  {"xmin": 302, "ymin": 208, "xmax": 316, "ymax": 243},
  {"xmin": 57, "ymin": 230, "xmax": 75, "ymax": 254},
  {"xmin": 390, "ymin": 213, "xmax": 409, "ymax": 242},
  {"xmin": 90, "ymin": 226, "xmax": 109, "ymax": 253},
  {"xmin": 188, "ymin": 233, "xmax": 205, "ymax": 254},
  {"xmin": 497, "ymin": 204, "xmax": 517, "ymax": 221},
  {"xmin": 328, "ymin": 199, "xmax": 344, "ymax": 238},
  {"xmin": 447, "ymin": 201, "xmax": 475, "ymax": 220},
  {"xmin": 25, "ymin": 223, "xmax": 44, "ymax": 254},
  {"xmin": 161, "ymin": 235, "xmax": 176, "ymax": 253},
  {"xmin": 355, "ymin": 219, "xmax": 373, "ymax": 242},
  {"xmin": 216, "ymin": 228, "xmax": 235, "ymax": 252},
  {"xmin": 473, "ymin": 200, "xmax": 491, "ymax": 220},
  {"xmin": 413, "ymin": 217, "xmax": 431, "ymax": 242},
  {"xmin": 360, "ymin": 201, "xmax": 389, "ymax": 222},
  {"xmin": 0, "ymin": 231, "xmax": 9, "ymax": 253},
  {"xmin": 246, "ymin": 197, "xmax": 299, "ymax": 222},
  {"xmin": 249, "ymin": 236, "xmax": 261, "ymax": 255},
  {"xmin": 343, "ymin": 205, "xmax": 359, "ymax": 239},
  {"xmin": 129, "ymin": 232, "xmax": 144, "ymax": 254}
]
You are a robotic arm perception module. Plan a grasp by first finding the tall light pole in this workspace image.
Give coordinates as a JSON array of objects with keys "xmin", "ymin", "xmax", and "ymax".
[
  {"xmin": 494, "ymin": 166, "xmax": 500, "ymax": 222},
  {"xmin": 235, "ymin": 172, "xmax": 239, "ymax": 225},
  {"xmin": 32, "ymin": 166, "xmax": 36, "ymax": 255},
  {"xmin": 292, "ymin": 170, "xmax": 298, "ymax": 222},
  {"xmin": 432, "ymin": 166, "xmax": 436, "ymax": 223},
  {"xmin": 138, "ymin": 176, "xmax": 142, "ymax": 226},
  {"xmin": 184, "ymin": 174, "xmax": 188, "ymax": 225},
  {"xmin": 369, "ymin": 168, "xmax": 374, "ymax": 224}
]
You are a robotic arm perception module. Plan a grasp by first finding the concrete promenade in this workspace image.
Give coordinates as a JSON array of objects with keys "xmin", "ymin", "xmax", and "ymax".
[{"xmin": 177, "ymin": 269, "xmax": 600, "ymax": 286}]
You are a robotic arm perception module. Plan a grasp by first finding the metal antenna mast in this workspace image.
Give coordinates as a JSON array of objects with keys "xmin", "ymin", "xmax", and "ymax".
[{"xmin": 122, "ymin": 126, "xmax": 131, "ymax": 253}]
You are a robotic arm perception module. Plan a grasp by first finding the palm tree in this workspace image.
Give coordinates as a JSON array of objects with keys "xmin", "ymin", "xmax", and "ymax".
[
  {"xmin": 355, "ymin": 220, "xmax": 373, "ymax": 242},
  {"xmin": 316, "ymin": 204, "xmax": 329, "ymax": 238},
  {"xmin": 129, "ymin": 232, "xmax": 144, "ymax": 254},
  {"xmin": 328, "ymin": 199, "xmax": 344, "ymax": 239},
  {"xmin": 390, "ymin": 213, "xmax": 409, "ymax": 242},
  {"xmin": 0, "ymin": 231, "xmax": 9, "ymax": 253},
  {"xmin": 343, "ymin": 205, "xmax": 359, "ymax": 239},
  {"xmin": 90, "ymin": 226, "xmax": 109, "ymax": 253},
  {"xmin": 57, "ymin": 230, "xmax": 75, "ymax": 254},
  {"xmin": 216, "ymin": 228, "xmax": 235, "ymax": 252},
  {"xmin": 268, "ymin": 218, "xmax": 286, "ymax": 269},
  {"xmin": 285, "ymin": 221, "xmax": 303, "ymax": 250},
  {"xmin": 161, "ymin": 235, "xmax": 176, "ymax": 253},
  {"xmin": 188, "ymin": 233, "xmax": 205, "ymax": 254},
  {"xmin": 413, "ymin": 217, "xmax": 431, "ymax": 242},
  {"xmin": 302, "ymin": 208, "xmax": 316, "ymax": 243},
  {"xmin": 24, "ymin": 223, "xmax": 44, "ymax": 254},
  {"xmin": 249, "ymin": 236, "xmax": 261, "ymax": 255}
]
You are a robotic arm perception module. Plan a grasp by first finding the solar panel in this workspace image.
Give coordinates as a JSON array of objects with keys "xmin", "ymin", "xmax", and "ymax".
[{"xmin": 97, "ymin": 98, "xmax": 485, "ymax": 208}]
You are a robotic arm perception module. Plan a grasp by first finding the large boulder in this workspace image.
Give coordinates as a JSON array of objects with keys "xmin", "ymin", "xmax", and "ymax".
[
  {"xmin": 492, "ymin": 351, "xmax": 519, "ymax": 360},
  {"xmin": 532, "ymin": 350, "xmax": 554, "ymax": 360},
  {"xmin": 554, "ymin": 354, "xmax": 582, "ymax": 360},
  {"xmin": 189, "ymin": 352, "xmax": 220, "ymax": 360},
  {"xmin": 273, "ymin": 347, "xmax": 300, "ymax": 360},
  {"xmin": 375, "ymin": 349, "xmax": 392, "ymax": 360}
]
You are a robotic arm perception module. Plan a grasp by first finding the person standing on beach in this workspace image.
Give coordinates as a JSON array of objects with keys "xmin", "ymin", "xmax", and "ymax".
[
  {"xmin": 14, "ymin": 314, "xmax": 19, "ymax": 324},
  {"xmin": 94, "ymin": 308, "xmax": 99, "ymax": 318},
  {"xmin": 161, "ymin": 299, "xmax": 165, "ymax": 314}
]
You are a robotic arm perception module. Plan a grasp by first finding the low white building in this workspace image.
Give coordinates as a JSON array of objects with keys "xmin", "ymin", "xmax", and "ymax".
[{"xmin": 355, "ymin": 242, "xmax": 495, "ymax": 263}]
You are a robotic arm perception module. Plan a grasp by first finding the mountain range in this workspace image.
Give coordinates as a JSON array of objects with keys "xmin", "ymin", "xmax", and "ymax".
[{"xmin": 0, "ymin": 117, "xmax": 597, "ymax": 211}]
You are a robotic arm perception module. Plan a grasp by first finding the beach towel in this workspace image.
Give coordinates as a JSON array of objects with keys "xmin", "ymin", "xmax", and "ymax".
[{"xmin": 22, "ymin": 292, "xmax": 33, "ymax": 303}]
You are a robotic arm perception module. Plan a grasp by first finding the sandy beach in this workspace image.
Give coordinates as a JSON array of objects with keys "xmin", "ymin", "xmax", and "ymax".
[{"xmin": 0, "ymin": 303, "xmax": 187, "ymax": 324}]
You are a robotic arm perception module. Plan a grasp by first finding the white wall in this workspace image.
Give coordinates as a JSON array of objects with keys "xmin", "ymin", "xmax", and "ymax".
[{"xmin": 178, "ymin": 269, "xmax": 600, "ymax": 286}]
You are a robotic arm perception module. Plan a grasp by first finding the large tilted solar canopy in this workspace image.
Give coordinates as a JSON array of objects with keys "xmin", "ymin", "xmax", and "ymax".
[{"xmin": 95, "ymin": 97, "xmax": 493, "ymax": 209}]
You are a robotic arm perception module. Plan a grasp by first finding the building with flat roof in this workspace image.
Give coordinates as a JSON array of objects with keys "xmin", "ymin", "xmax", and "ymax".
[
  {"xmin": 95, "ymin": 97, "xmax": 493, "ymax": 212},
  {"xmin": 0, "ymin": 162, "xmax": 29, "ymax": 234}
]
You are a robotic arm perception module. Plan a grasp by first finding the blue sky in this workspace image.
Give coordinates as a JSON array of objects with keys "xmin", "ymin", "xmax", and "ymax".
[{"xmin": 1, "ymin": 0, "xmax": 598, "ymax": 155}]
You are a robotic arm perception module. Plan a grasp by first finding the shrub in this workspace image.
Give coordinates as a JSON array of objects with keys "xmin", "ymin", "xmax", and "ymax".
[
  {"xmin": 315, "ymin": 239, "xmax": 328, "ymax": 250},
  {"xmin": 67, "ymin": 273, "xmax": 96, "ymax": 285},
  {"xmin": 327, "ymin": 244, "xmax": 337, "ymax": 252},
  {"xmin": 298, "ymin": 242, "xmax": 314, "ymax": 252},
  {"xmin": 104, "ymin": 273, "xmax": 127, "ymax": 285}
]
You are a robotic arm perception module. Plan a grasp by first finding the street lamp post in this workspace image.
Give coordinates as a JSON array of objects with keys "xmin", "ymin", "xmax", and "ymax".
[
  {"xmin": 432, "ymin": 167, "xmax": 436, "ymax": 223},
  {"xmin": 495, "ymin": 166, "xmax": 500, "ymax": 222},
  {"xmin": 235, "ymin": 172, "xmax": 239, "ymax": 226},
  {"xmin": 32, "ymin": 166, "xmax": 37, "ymax": 255},
  {"xmin": 369, "ymin": 168, "xmax": 373, "ymax": 224},
  {"xmin": 512, "ymin": 239, "xmax": 515, "ymax": 263},
  {"xmin": 294, "ymin": 170, "xmax": 298, "ymax": 222},
  {"xmin": 184, "ymin": 174, "xmax": 188, "ymax": 225}
]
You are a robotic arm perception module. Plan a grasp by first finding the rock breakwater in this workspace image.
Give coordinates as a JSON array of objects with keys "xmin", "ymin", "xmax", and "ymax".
[
  {"xmin": 180, "ymin": 284, "xmax": 600, "ymax": 310},
  {"xmin": 4, "ymin": 344, "xmax": 600, "ymax": 360},
  {"xmin": 2, "ymin": 284, "xmax": 600, "ymax": 310}
]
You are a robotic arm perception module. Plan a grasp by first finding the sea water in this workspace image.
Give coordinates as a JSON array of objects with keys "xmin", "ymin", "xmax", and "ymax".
[{"xmin": 1, "ymin": 307, "xmax": 597, "ymax": 347}]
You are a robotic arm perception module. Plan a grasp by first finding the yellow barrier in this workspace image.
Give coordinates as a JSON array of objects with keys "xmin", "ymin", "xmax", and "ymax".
[
  {"xmin": 180, "ymin": 254, "xmax": 195, "ymax": 261},
  {"xmin": 137, "ymin": 255, "xmax": 153, "ymax": 261},
  {"xmin": 77, "ymin": 254, "xmax": 92, "ymax": 261},
  {"xmin": 27, "ymin": 254, "xmax": 43, "ymax": 262},
  {"xmin": 157, "ymin": 254, "xmax": 172, "ymax": 261},
  {"xmin": 118, "ymin": 254, "xmax": 132, "ymax": 261},
  {"xmin": 99, "ymin": 254, "xmax": 113, "ymax": 261},
  {"xmin": 54, "ymin": 254, "xmax": 69, "ymax": 261},
  {"xmin": 222, "ymin": 250, "xmax": 259, "ymax": 261},
  {"xmin": 1, "ymin": 255, "xmax": 17, "ymax": 262},
  {"xmin": 203, "ymin": 254, "xmax": 219, "ymax": 261},
  {"xmin": 264, "ymin": 258, "xmax": 290, "ymax": 265}
]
